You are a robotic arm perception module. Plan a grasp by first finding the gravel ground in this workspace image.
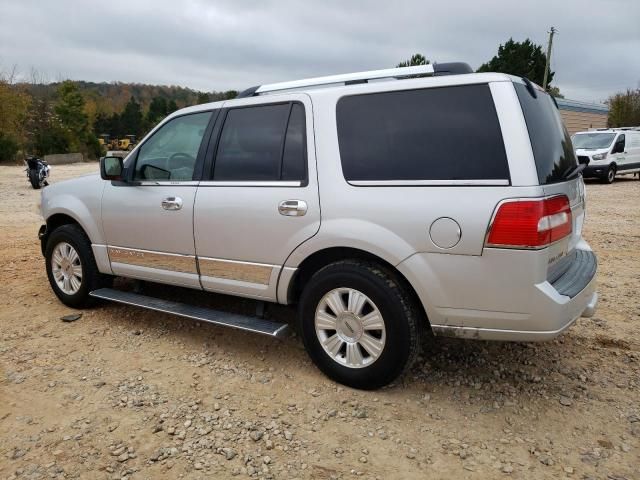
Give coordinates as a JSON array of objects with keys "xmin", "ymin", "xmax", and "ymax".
[{"xmin": 0, "ymin": 163, "xmax": 638, "ymax": 480}]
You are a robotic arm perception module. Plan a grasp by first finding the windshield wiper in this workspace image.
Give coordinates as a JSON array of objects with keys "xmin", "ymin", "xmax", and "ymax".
[{"xmin": 561, "ymin": 163, "xmax": 586, "ymax": 181}]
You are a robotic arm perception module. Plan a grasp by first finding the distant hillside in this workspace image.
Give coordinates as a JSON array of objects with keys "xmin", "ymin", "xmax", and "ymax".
[
  {"xmin": 0, "ymin": 78, "xmax": 239, "ymax": 162},
  {"xmin": 25, "ymin": 81, "xmax": 238, "ymax": 116}
]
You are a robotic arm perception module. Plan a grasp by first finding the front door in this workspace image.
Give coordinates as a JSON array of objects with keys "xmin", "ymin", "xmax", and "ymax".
[
  {"xmin": 102, "ymin": 110, "xmax": 215, "ymax": 288},
  {"xmin": 193, "ymin": 94, "xmax": 320, "ymax": 300}
]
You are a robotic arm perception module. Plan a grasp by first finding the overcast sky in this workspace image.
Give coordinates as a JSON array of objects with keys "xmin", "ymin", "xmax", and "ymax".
[{"xmin": 1, "ymin": 0, "xmax": 638, "ymax": 103}]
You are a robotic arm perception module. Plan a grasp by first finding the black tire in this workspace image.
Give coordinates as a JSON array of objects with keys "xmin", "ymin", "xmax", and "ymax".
[
  {"xmin": 45, "ymin": 224, "xmax": 112, "ymax": 308},
  {"xmin": 29, "ymin": 169, "xmax": 42, "ymax": 189},
  {"xmin": 602, "ymin": 165, "xmax": 616, "ymax": 184},
  {"xmin": 298, "ymin": 260, "xmax": 423, "ymax": 390}
]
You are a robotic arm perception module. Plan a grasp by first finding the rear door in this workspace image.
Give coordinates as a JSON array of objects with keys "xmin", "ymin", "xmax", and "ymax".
[{"xmin": 193, "ymin": 94, "xmax": 320, "ymax": 300}]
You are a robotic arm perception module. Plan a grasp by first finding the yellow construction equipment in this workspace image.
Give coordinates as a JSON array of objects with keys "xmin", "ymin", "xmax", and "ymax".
[
  {"xmin": 118, "ymin": 135, "xmax": 137, "ymax": 151},
  {"xmin": 98, "ymin": 134, "xmax": 110, "ymax": 149}
]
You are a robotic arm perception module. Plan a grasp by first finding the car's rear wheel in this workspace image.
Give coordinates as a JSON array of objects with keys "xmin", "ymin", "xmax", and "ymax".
[
  {"xmin": 45, "ymin": 224, "xmax": 111, "ymax": 308},
  {"xmin": 298, "ymin": 260, "xmax": 422, "ymax": 389}
]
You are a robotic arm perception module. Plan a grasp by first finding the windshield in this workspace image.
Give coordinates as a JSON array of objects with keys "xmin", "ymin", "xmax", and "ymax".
[{"xmin": 572, "ymin": 133, "xmax": 616, "ymax": 150}]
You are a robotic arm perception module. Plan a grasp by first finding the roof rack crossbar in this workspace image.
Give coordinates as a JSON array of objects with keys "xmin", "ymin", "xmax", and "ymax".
[{"xmin": 254, "ymin": 65, "xmax": 435, "ymax": 95}]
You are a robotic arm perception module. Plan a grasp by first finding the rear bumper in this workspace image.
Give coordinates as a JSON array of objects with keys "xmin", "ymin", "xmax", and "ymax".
[{"xmin": 397, "ymin": 244, "xmax": 598, "ymax": 342}]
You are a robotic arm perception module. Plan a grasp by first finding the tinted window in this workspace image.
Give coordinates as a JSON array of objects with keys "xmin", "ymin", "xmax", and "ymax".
[
  {"xmin": 281, "ymin": 104, "xmax": 306, "ymax": 181},
  {"xmin": 515, "ymin": 84, "xmax": 577, "ymax": 184},
  {"xmin": 336, "ymin": 84, "xmax": 509, "ymax": 182},
  {"xmin": 134, "ymin": 112, "xmax": 211, "ymax": 181},
  {"xmin": 214, "ymin": 104, "xmax": 293, "ymax": 181}
]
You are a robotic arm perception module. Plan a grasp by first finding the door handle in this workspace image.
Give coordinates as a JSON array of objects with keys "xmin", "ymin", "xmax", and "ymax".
[
  {"xmin": 278, "ymin": 200, "xmax": 307, "ymax": 216},
  {"xmin": 161, "ymin": 196, "xmax": 183, "ymax": 211}
]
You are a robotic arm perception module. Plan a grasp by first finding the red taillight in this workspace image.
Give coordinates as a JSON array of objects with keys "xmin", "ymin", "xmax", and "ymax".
[{"xmin": 486, "ymin": 195, "xmax": 572, "ymax": 248}]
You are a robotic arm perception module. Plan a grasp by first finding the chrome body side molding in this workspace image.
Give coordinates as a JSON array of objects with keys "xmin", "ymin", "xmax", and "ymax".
[
  {"xmin": 198, "ymin": 257, "xmax": 274, "ymax": 285},
  {"xmin": 107, "ymin": 246, "xmax": 197, "ymax": 274}
]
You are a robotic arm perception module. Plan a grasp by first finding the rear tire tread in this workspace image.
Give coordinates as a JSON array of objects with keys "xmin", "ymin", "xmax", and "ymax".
[{"xmin": 299, "ymin": 259, "xmax": 424, "ymax": 389}]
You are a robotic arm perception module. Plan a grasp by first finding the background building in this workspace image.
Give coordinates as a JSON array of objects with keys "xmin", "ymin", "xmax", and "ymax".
[{"xmin": 557, "ymin": 98, "xmax": 609, "ymax": 134}]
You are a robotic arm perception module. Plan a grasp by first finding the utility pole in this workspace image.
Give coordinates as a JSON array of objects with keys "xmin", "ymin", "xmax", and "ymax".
[{"xmin": 543, "ymin": 26, "xmax": 556, "ymax": 90}]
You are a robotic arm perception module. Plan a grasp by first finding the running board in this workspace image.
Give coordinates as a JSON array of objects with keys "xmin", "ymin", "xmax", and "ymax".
[{"xmin": 89, "ymin": 288, "xmax": 289, "ymax": 338}]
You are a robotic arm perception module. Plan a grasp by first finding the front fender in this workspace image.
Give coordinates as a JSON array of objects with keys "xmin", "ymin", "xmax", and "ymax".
[
  {"xmin": 42, "ymin": 194, "xmax": 104, "ymax": 245},
  {"xmin": 41, "ymin": 175, "xmax": 106, "ymax": 245}
]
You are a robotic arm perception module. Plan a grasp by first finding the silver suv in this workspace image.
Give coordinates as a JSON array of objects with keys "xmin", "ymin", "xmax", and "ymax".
[{"xmin": 39, "ymin": 63, "xmax": 598, "ymax": 389}]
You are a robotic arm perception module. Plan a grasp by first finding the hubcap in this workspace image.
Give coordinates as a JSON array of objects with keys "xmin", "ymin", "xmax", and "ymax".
[
  {"xmin": 51, "ymin": 242, "xmax": 83, "ymax": 295},
  {"xmin": 608, "ymin": 169, "xmax": 615, "ymax": 182},
  {"xmin": 315, "ymin": 288, "xmax": 386, "ymax": 368}
]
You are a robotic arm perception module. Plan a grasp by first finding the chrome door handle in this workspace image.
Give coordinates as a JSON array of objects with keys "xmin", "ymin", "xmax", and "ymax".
[
  {"xmin": 278, "ymin": 200, "xmax": 307, "ymax": 216},
  {"xmin": 161, "ymin": 196, "xmax": 183, "ymax": 211}
]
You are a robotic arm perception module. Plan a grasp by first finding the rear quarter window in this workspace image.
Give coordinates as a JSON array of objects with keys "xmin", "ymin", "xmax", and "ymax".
[
  {"xmin": 336, "ymin": 84, "xmax": 509, "ymax": 182},
  {"xmin": 514, "ymin": 84, "xmax": 577, "ymax": 184}
]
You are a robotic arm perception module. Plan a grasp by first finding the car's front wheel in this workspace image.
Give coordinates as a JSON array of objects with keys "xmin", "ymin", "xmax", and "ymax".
[
  {"xmin": 298, "ymin": 260, "xmax": 422, "ymax": 389},
  {"xmin": 602, "ymin": 164, "xmax": 616, "ymax": 184},
  {"xmin": 45, "ymin": 224, "xmax": 111, "ymax": 308}
]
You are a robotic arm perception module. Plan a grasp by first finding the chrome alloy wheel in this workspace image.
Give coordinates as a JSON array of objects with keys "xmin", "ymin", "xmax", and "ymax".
[
  {"xmin": 51, "ymin": 242, "xmax": 83, "ymax": 295},
  {"xmin": 314, "ymin": 288, "xmax": 386, "ymax": 368}
]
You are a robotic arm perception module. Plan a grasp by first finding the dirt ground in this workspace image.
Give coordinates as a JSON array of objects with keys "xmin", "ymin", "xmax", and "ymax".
[{"xmin": 1, "ymin": 163, "xmax": 638, "ymax": 480}]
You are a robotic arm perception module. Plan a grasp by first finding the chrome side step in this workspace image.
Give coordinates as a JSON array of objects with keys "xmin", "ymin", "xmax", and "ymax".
[{"xmin": 89, "ymin": 288, "xmax": 289, "ymax": 338}]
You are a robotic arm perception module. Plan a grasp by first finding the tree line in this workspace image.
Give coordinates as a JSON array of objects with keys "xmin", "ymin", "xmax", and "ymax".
[{"xmin": 0, "ymin": 69, "xmax": 237, "ymax": 162}]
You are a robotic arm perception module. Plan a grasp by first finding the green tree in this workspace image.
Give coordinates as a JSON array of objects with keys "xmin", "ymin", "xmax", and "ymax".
[
  {"xmin": 607, "ymin": 88, "xmax": 640, "ymax": 127},
  {"xmin": 146, "ymin": 96, "xmax": 168, "ymax": 126},
  {"xmin": 396, "ymin": 53, "xmax": 429, "ymax": 68},
  {"xmin": 547, "ymin": 86, "xmax": 564, "ymax": 98},
  {"xmin": 120, "ymin": 96, "xmax": 143, "ymax": 137},
  {"xmin": 0, "ymin": 76, "xmax": 31, "ymax": 161},
  {"xmin": 196, "ymin": 92, "xmax": 211, "ymax": 104},
  {"xmin": 54, "ymin": 80, "xmax": 89, "ymax": 151},
  {"xmin": 93, "ymin": 112, "xmax": 111, "ymax": 136},
  {"xmin": 26, "ymin": 96, "xmax": 70, "ymax": 156},
  {"xmin": 0, "ymin": 132, "xmax": 19, "ymax": 162},
  {"xmin": 167, "ymin": 99, "xmax": 178, "ymax": 114},
  {"xmin": 477, "ymin": 38, "xmax": 553, "ymax": 87}
]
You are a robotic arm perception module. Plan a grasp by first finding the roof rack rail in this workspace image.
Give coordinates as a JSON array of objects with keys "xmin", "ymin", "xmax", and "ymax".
[{"xmin": 236, "ymin": 62, "xmax": 473, "ymax": 98}]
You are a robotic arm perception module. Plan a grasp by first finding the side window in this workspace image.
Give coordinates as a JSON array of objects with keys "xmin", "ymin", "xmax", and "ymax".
[
  {"xmin": 134, "ymin": 112, "xmax": 212, "ymax": 181},
  {"xmin": 282, "ymin": 103, "xmax": 306, "ymax": 181},
  {"xmin": 614, "ymin": 134, "xmax": 625, "ymax": 153},
  {"xmin": 213, "ymin": 103, "xmax": 307, "ymax": 182},
  {"xmin": 336, "ymin": 84, "xmax": 509, "ymax": 182}
]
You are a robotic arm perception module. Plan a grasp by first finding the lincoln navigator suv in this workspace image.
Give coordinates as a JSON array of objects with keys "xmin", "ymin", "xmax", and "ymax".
[{"xmin": 39, "ymin": 63, "xmax": 598, "ymax": 389}]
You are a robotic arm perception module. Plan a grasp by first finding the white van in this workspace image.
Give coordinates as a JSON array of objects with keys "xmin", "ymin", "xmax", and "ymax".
[{"xmin": 573, "ymin": 128, "xmax": 640, "ymax": 183}]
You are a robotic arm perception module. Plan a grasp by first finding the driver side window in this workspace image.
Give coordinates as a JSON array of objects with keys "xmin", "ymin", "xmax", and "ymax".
[{"xmin": 134, "ymin": 112, "xmax": 212, "ymax": 181}]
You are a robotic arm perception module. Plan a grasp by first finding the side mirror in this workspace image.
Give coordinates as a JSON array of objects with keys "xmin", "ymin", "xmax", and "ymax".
[{"xmin": 100, "ymin": 156, "xmax": 124, "ymax": 181}]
